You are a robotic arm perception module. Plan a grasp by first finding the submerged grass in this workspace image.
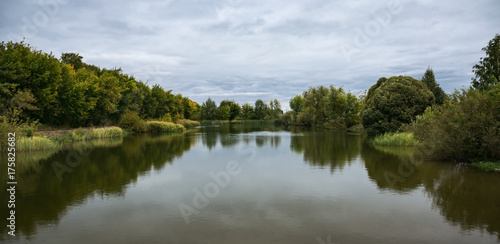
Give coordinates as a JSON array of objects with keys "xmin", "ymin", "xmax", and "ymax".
[
  {"xmin": 373, "ymin": 132, "xmax": 419, "ymax": 147},
  {"xmin": 17, "ymin": 136, "xmax": 59, "ymax": 152},
  {"xmin": 470, "ymin": 162, "xmax": 500, "ymax": 172}
]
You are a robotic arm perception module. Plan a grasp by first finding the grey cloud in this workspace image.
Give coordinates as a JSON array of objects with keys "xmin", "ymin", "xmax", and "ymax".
[{"xmin": 1, "ymin": 0, "xmax": 499, "ymax": 107}]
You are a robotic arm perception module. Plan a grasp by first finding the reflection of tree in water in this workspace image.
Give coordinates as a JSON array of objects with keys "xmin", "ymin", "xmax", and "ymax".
[
  {"xmin": 423, "ymin": 167, "xmax": 500, "ymax": 239},
  {"xmin": 201, "ymin": 125, "xmax": 283, "ymax": 149},
  {"xmin": 361, "ymin": 144, "xmax": 435, "ymax": 193},
  {"xmin": 290, "ymin": 131, "xmax": 362, "ymax": 173},
  {"xmin": 0, "ymin": 134, "xmax": 196, "ymax": 240},
  {"xmin": 362, "ymin": 145, "xmax": 500, "ymax": 239}
]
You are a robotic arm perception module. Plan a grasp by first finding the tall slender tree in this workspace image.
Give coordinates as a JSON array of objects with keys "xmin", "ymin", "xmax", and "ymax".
[{"xmin": 421, "ymin": 66, "xmax": 446, "ymax": 105}]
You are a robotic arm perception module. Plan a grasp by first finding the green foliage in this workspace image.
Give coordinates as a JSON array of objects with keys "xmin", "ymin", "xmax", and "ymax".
[
  {"xmin": 70, "ymin": 127, "xmax": 124, "ymax": 141},
  {"xmin": 201, "ymin": 98, "xmax": 217, "ymax": 120},
  {"xmin": 406, "ymin": 84, "xmax": 500, "ymax": 162},
  {"xmin": 119, "ymin": 111, "xmax": 147, "ymax": 133},
  {"xmin": 472, "ymin": 34, "xmax": 500, "ymax": 90},
  {"xmin": 61, "ymin": 53, "xmax": 84, "ymax": 70},
  {"xmin": 217, "ymin": 105, "xmax": 230, "ymax": 120},
  {"xmin": 241, "ymin": 103, "xmax": 254, "ymax": 120},
  {"xmin": 0, "ymin": 40, "xmax": 199, "ymax": 128},
  {"xmin": 289, "ymin": 85, "xmax": 362, "ymax": 128},
  {"xmin": 470, "ymin": 162, "xmax": 500, "ymax": 172},
  {"xmin": 268, "ymin": 99, "xmax": 283, "ymax": 119},
  {"xmin": 279, "ymin": 111, "xmax": 294, "ymax": 126},
  {"xmin": 254, "ymin": 99, "xmax": 268, "ymax": 120},
  {"xmin": 16, "ymin": 136, "xmax": 59, "ymax": 152},
  {"xmin": 289, "ymin": 95, "xmax": 304, "ymax": 117},
  {"xmin": 372, "ymin": 132, "xmax": 419, "ymax": 147},
  {"xmin": 303, "ymin": 85, "xmax": 329, "ymax": 125},
  {"xmin": 91, "ymin": 127, "xmax": 123, "ymax": 139},
  {"xmin": 421, "ymin": 67, "xmax": 446, "ymax": 105},
  {"xmin": 362, "ymin": 76, "xmax": 435, "ymax": 137},
  {"xmin": 325, "ymin": 86, "xmax": 362, "ymax": 129},
  {"xmin": 145, "ymin": 121, "xmax": 185, "ymax": 133}
]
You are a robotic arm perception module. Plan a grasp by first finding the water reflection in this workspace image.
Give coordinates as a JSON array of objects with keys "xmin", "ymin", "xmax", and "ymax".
[
  {"xmin": 290, "ymin": 131, "xmax": 362, "ymax": 173},
  {"xmin": 0, "ymin": 126, "xmax": 499, "ymax": 243},
  {"xmin": 361, "ymin": 143, "xmax": 500, "ymax": 239},
  {"xmin": 0, "ymin": 133, "xmax": 196, "ymax": 240}
]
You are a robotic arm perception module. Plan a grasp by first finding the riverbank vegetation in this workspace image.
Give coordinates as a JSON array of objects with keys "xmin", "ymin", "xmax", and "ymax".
[
  {"xmin": 372, "ymin": 132, "xmax": 419, "ymax": 147},
  {"xmin": 15, "ymin": 126, "xmax": 125, "ymax": 152},
  {"xmin": 1, "ymin": 33, "xmax": 499, "ymax": 167}
]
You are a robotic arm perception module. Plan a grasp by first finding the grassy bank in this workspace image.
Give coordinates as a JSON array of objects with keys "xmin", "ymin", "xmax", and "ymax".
[
  {"xmin": 470, "ymin": 162, "xmax": 500, "ymax": 172},
  {"xmin": 176, "ymin": 119, "xmax": 201, "ymax": 128},
  {"xmin": 17, "ymin": 126, "xmax": 125, "ymax": 152},
  {"xmin": 145, "ymin": 121, "xmax": 185, "ymax": 133},
  {"xmin": 372, "ymin": 132, "xmax": 419, "ymax": 147}
]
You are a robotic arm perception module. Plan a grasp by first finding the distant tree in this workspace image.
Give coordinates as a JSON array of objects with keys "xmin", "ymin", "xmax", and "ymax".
[
  {"xmin": 201, "ymin": 98, "xmax": 217, "ymax": 120},
  {"xmin": 241, "ymin": 103, "xmax": 254, "ymax": 120},
  {"xmin": 217, "ymin": 105, "xmax": 231, "ymax": 120},
  {"xmin": 61, "ymin": 52, "xmax": 85, "ymax": 70},
  {"xmin": 421, "ymin": 67, "xmax": 446, "ymax": 105},
  {"xmin": 303, "ymin": 86, "xmax": 329, "ymax": 125},
  {"xmin": 472, "ymin": 34, "xmax": 500, "ymax": 90},
  {"xmin": 229, "ymin": 103, "xmax": 241, "ymax": 120},
  {"xmin": 254, "ymin": 99, "xmax": 268, "ymax": 120},
  {"xmin": 289, "ymin": 95, "xmax": 304, "ymax": 117},
  {"xmin": 269, "ymin": 99, "xmax": 282, "ymax": 119}
]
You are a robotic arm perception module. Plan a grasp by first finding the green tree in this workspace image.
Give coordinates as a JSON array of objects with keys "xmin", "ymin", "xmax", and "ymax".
[
  {"xmin": 241, "ymin": 103, "xmax": 254, "ymax": 120},
  {"xmin": 87, "ymin": 70, "xmax": 123, "ymax": 125},
  {"xmin": 254, "ymin": 99, "xmax": 268, "ymax": 120},
  {"xmin": 303, "ymin": 85, "xmax": 329, "ymax": 125},
  {"xmin": 269, "ymin": 99, "xmax": 282, "ymax": 119},
  {"xmin": 325, "ymin": 86, "xmax": 362, "ymax": 128},
  {"xmin": 472, "ymin": 34, "xmax": 500, "ymax": 90},
  {"xmin": 421, "ymin": 67, "xmax": 446, "ymax": 105},
  {"xmin": 61, "ymin": 52, "xmax": 85, "ymax": 70},
  {"xmin": 201, "ymin": 98, "xmax": 217, "ymax": 120},
  {"xmin": 217, "ymin": 105, "xmax": 231, "ymax": 120},
  {"xmin": 0, "ymin": 41, "xmax": 61, "ymax": 124},
  {"xmin": 229, "ymin": 102, "xmax": 241, "ymax": 120},
  {"xmin": 289, "ymin": 95, "xmax": 304, "ymax": 117},
  {"xmin": 361, "ymin": 76, "xmax": 434, "ymax": 137}
]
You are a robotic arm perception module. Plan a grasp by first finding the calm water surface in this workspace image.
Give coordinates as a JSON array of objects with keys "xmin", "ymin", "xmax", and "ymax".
[{"xmin": 1, "ymin": 125, "xmax": 499, "ymax": 243}]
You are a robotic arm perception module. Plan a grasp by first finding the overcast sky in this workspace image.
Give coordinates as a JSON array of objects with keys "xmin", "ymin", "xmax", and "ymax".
[{"xmin": 1, "ymin": 0, "xmax": 499, "ymax": 109}]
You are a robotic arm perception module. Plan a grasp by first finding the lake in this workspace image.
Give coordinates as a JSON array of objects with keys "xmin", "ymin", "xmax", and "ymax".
[{"xmin": 1, "ymin": 125, "xmax": 499, "ymax": 244}]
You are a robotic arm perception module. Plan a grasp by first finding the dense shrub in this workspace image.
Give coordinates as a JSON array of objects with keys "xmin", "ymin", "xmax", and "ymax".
[
  {"xmin": 361, "ymin": 76, "xmax": 434, "ymax": 137},
  {"xmin": 405, "ymin": 84, "xmax": 500, "ymax": 162},
  {"xmin": 119, "ymin": 111, "xmax": 146, "ymax": 133}
]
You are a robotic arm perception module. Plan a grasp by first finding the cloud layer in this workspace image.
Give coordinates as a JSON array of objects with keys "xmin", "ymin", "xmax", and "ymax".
[{"xmin": 1, "ymin": 0, "xmax": 499, "ymax": 108}]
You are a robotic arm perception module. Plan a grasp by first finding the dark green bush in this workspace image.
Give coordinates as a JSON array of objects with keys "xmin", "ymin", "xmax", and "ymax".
[
  {"xmin": 405, "ymin": 84, "xmax": 500, "ymax": 162},
  {"xmin": 119, "ymin": 111, "xmax": 146, "ymax": 133},
  {"xmin": 361, "ymin": 76, "xmax": 434, "ymax": 137}
]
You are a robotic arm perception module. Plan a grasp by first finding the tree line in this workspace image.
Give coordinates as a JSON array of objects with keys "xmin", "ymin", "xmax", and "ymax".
[{"xmin": 0, "ymin": 41, "xmax": 200, "ymax": 128}]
